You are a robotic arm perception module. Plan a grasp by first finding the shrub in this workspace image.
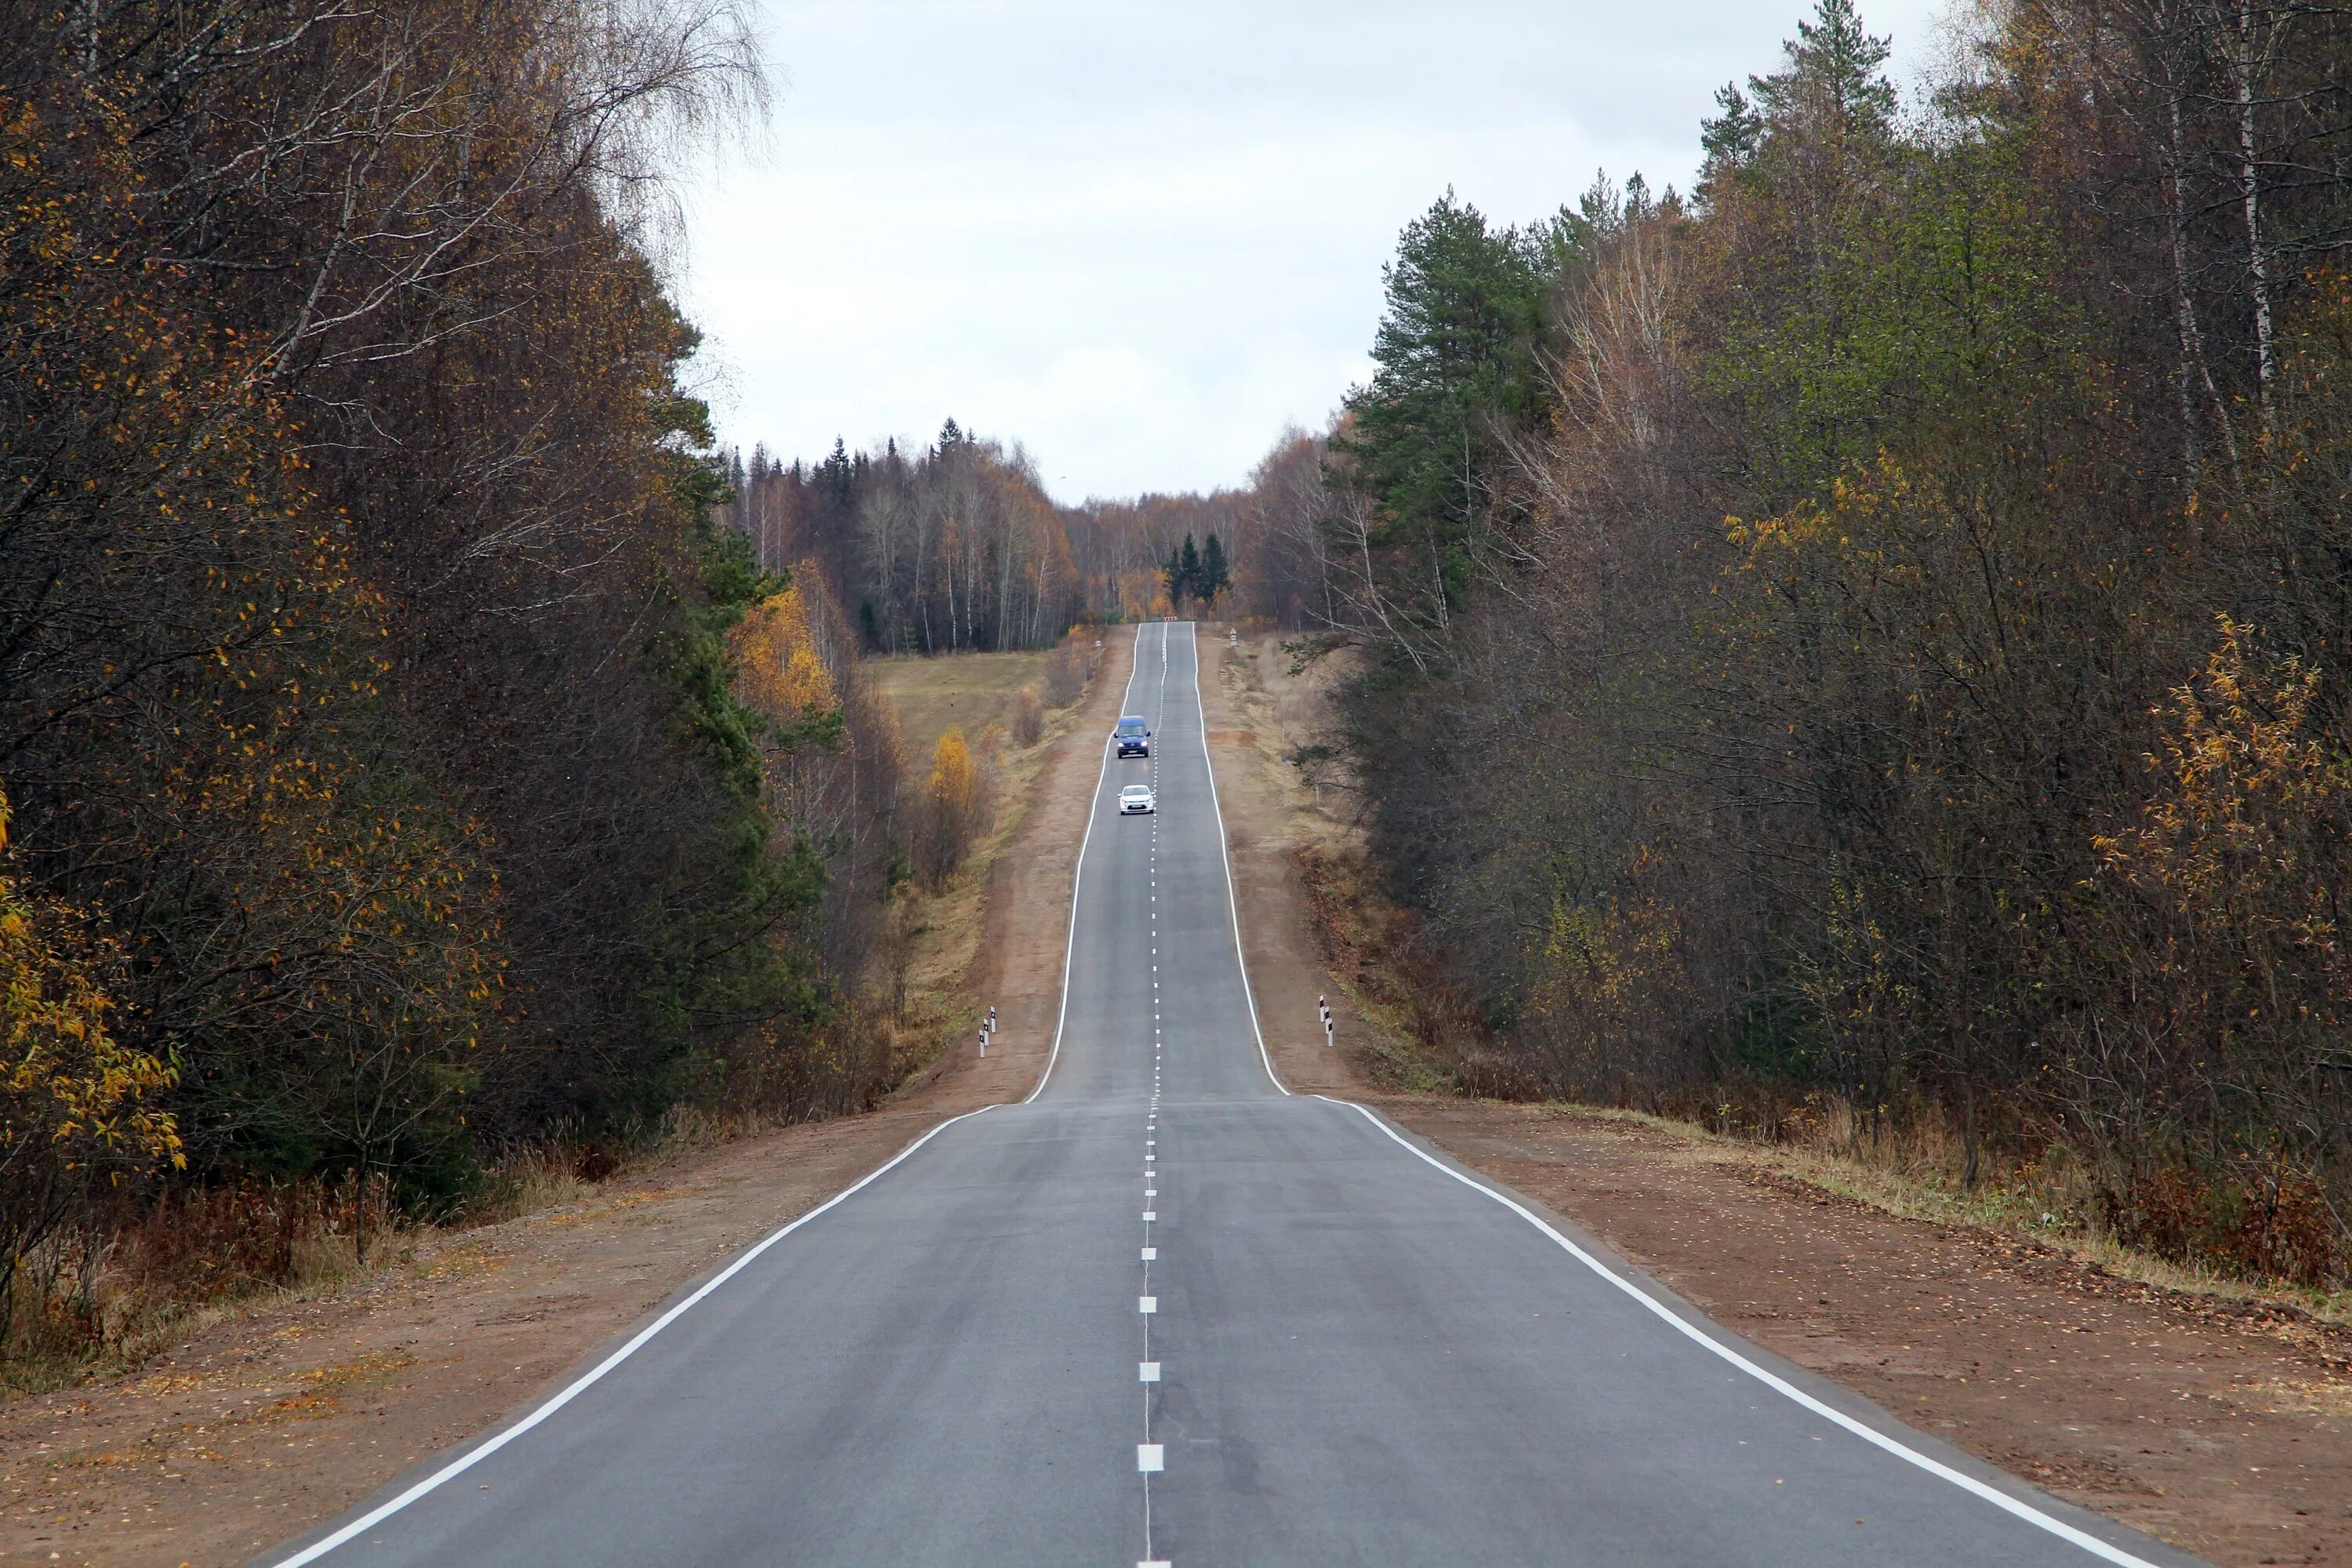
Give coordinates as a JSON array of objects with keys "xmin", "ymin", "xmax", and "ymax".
[
  {"xmin": 0, "ymin": 786, "xmax": 183, "ymax": 1343},
  {"xmin": 1042, "ymin": 639, "xmax": 1091, "ymax": 707},
  {"xmin": 912, "ymin": 728, "xmax": 993, "ymax": 887}
]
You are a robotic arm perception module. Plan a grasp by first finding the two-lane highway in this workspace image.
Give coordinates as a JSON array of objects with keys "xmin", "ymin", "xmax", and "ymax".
[{"xmin": 265, "ymin": 623, "xmax": 2198, "ymax": 1567}]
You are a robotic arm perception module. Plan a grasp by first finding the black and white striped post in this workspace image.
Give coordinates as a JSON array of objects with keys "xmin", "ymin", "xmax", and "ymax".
[{"xmin": 1319, "ymin": 994, "xmax": 1334, "ymax": 1048}]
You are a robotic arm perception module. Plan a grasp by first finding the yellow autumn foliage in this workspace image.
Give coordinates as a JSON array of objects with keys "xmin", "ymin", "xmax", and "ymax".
[
  {"xmin": 929, "ymin": 728, "xmax": 978, "ymax": 818},
  {"xmin": 732, "ymin": 584, "xmax": 839, "ymax": 723},
  {"xmin": 2096, "ymin": 618, "xmax": 2352, "ymax": 1021},
  {"xmin": 0, "ymin": 786, "xmax": 184, "ymax": 1222}
]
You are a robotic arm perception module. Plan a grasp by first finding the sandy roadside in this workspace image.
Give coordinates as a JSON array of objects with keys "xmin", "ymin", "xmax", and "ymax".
[
  {"xmin": 0, "ymin": 628, "xmax": 1138, "ymax": 1568},
  {"xmin": 1196, "ymin": 624, "xmax": 2352, "ymax": 1568}
]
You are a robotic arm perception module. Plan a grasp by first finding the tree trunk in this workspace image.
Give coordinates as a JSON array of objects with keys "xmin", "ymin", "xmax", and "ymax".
[{"xmin": 2235, "ymin": 0, "xmax": 2276, "ymax": 429}]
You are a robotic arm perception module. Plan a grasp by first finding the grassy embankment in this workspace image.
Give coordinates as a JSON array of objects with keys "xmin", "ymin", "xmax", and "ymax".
[{"xmin": 866, "ymin": 646, "xmax": 1095, "ymax": 1083}]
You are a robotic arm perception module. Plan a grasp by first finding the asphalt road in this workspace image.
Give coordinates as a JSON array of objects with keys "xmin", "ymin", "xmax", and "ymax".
[{"xmin": 265, "ymin": 623, "xmax": 2201, "ymax": 1568}]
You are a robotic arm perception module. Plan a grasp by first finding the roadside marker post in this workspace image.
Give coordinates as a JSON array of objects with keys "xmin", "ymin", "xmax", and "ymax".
[{"xmin": 1319, "ymin": 994, "xmax": 1334, "ymax": 1048}]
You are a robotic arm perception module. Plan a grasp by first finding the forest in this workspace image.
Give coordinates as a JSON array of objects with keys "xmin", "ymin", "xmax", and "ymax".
[
  {"xmin": 9, "ymin": 0, "xmax": 2345, "ymax": 1379},
  {"xmin": 718, "ymin": 420, "xmax": 1335, "ymax": 646},
  {"xmin": 1312, "ymin": 0, "xmax": 2352, "ymax": 1285},
  {"xmin": 0, "ymin": 0, "xmax": 926, "ymax": 1363}
]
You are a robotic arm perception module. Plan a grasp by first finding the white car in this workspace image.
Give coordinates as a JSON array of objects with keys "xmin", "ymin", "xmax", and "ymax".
[{"xmin": 1119, "ymin": 784, "xmax": 1156, "ymax": 815}]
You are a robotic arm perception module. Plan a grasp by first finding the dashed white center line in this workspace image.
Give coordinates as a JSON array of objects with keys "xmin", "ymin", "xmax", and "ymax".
[{"xmin": 1133, "ymin": 633, "xmax": 1181, "ymax": 1565}]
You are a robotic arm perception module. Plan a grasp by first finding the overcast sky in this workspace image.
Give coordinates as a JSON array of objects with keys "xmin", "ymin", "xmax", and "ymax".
[{"xmin": 677, "ymin": 0, "xmax": 1951, "ymax": 505}]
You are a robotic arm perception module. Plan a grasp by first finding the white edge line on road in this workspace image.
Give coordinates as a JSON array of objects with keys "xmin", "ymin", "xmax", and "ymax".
[
  {"xmin": 1027, "ymin": 622, "xmax": 1149, "ymax": 1104},
  {"xmin": 1187, "ymin": 622, "xmax": 1288, "ymax": 1096},
  {"xmin": 269, "ymin": 1104, "xmax": 1000, "ymax": 1566},
  {"xmin": 1321, "ymin": 1096, "xmax": 2167, "ymax": 1568}
]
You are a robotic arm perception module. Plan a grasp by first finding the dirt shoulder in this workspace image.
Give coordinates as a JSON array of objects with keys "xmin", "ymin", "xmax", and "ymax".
[
  {"xmin": 1377, "ymin": 1099, "xmax": 2352, "ymax": 1568},
  {"xmin": 0, "ymin": 630, "xmax": 1138, "ymax": 1568},
  {"xmin": 1200, "ymin": 624, "xmax": 2352, "ymax": 1568},
  {"xmin": 1191, "ymin": 626, "xmax": 1366, "ymax": 1098}
]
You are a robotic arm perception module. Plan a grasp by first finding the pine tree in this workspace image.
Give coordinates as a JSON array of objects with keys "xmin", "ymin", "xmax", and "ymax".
[
  {"xmin": 1179, "ymin": 534, "xmax": 1202, "ymax": 608},
  {"xmin": 1200, "ymin": 533, "xmax": 1231, "ymax": 606},
  {"xmin": 818, "ymin": 437, "xmax": 854, "ymax": 503},
  {"xmin": 1330, "ymin": 190, "xmax": 1548, "ymax": 630},
  {"xmin": 1700, "ymin": 82, "xmax": 1765, "ymax": 169},
  {"xmin": 1747, "ymin": 0, "xmax": 1896, "ymax": 139},
  {"xmin": 1787, "ymin": 0, "xmax": 1896, "ymax": 131}
]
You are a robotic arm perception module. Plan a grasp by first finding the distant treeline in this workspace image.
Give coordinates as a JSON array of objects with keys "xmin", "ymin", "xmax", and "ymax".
[
  {"xmin": 0, "ymin": 0, "xmax": 909, "ymax": 1348},
  {"xmin": 718, "ymin": 420, "xmax": 1340, "ymax": 650},
  {"xmin": 1320, "ymin": 0, "xmax": 2352, "ymax": 1283}
]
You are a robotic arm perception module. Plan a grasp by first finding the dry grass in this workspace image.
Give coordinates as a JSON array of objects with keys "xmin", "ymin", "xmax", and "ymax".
[
  {"xmin": 869, "ymin": 649, "xmax": 1054, "ymax": 759},
  {"xmin": 0, "ymin": 1176, "xmax": 401, "ymax": 1396},
  {"xmin": 1504, "ymin": 1099, "xmax": 2352, "ymax": 1329},
  {"xmin": 867, "ymin": 643, "xmax": 1102, "ymax": 1086},
  {"xmin": 0, "ymin": 1102, "xmax": 778, "ymax": 1399},
  {"xmin": 1215, "ymin": 630, "xmax": 1363, "ymax": 851}
]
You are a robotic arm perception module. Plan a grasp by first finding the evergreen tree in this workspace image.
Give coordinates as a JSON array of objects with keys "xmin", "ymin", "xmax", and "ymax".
[
  {"xmin": 1329, "ymin": 190, "xmax": 1548, "ymax": 631},
  {"xmin": 818, "ymin": 437, "xmax": 854, "ymax": 505},
  {"xmin": 1785, "ymin": 0, "xmax": 1895, "ymax": 130},
  {"xmin": 1751, "ymin": 0, "xmax": 1896, "ymax": 138},
  {"xmin": 1700, "ymin": 82, "xmax": 1765, "ymax": 171},
  {"xmin": 1704, "ymin": 0, "xmax": 1893, "ymax": 193},
  {"xmin": 1200, "ymin": 533, "xmax": 1231, "ymax": 605},
  {"xmin": 1178, "ymin": 534, "xmax": 1201, "ymax": 605}
]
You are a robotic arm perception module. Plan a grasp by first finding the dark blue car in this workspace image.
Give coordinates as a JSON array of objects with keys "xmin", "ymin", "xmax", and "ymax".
[{"xmin": 1115, "ymin": 715, "xmax": 1151, "ymax": 758}]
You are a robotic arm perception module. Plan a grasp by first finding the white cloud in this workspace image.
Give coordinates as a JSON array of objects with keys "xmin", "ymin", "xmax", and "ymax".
[{"xmin": 679, "ymin": 0, "xmax": 1952, "ymax": 503}]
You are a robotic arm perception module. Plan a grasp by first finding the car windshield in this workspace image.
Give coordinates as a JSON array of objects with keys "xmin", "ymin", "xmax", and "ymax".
[
  {"xmin": 1122, "ymin": 786, "xmax": 1150, "ymax": 797},
  {"xmin": 1116, "ymin": 718, "xmax": 1146, "ymax": 736}
]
